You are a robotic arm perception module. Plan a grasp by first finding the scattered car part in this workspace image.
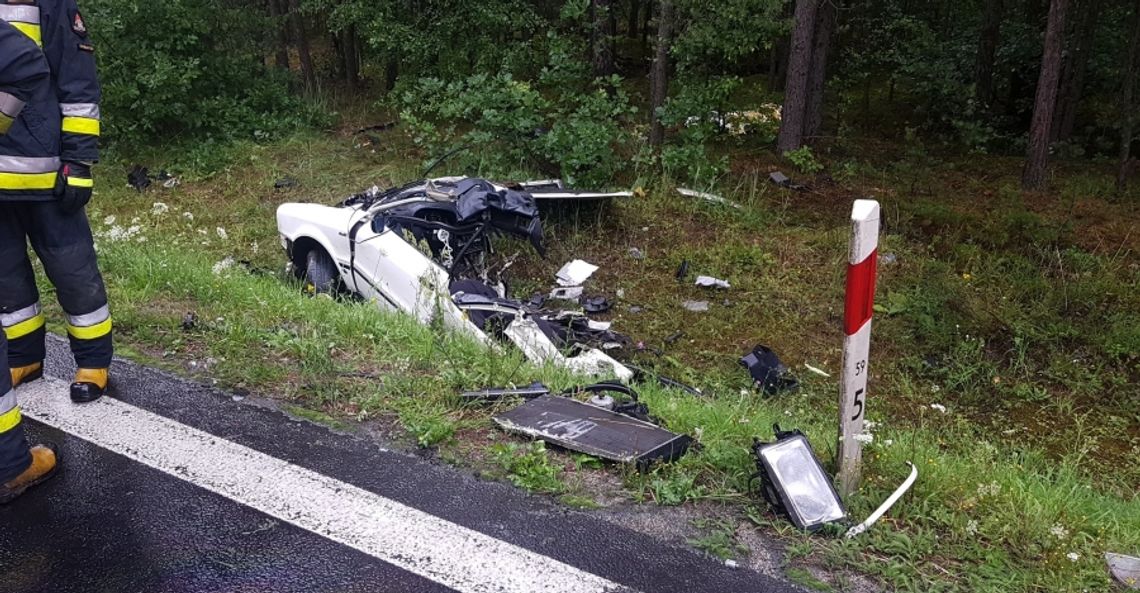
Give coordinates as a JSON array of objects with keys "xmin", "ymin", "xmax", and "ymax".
[
  {"xmin": 128, "ymin": 165, "xmax": 151, "ymax": 192},
  {"xmin": 695, "ymin": 275, "xmax": 731, "ymax": 289},
  {"xmin": 844, "ymin": 462, "xmax": 918, "ymax": 539},
  {"xmin": 676, "ymin": 187, "xmax": 742, "ymax": 209},
  {"xmin": 1106, "ymin": 553, "xmax": 1140, "ymax": 589},
  {"xmin": 752, "ymin": 425, "xmax": 846, "ymax": 531},
  {"xmin": 741, "ymin": 345, "xmax": 799, "ymax": 395},
  {"xmin": 460, "ymin": 382, "xmax": 551, "ymax": 403},
  {"xmin": 493, "ymin": 395, "xmax": 692, "ymax": 468},
  {"xmin": 180, "ymin": 312, "xmax": 198, "ymax": 332},
  {"xmin": 804, "ymin": 363, "xmax": 831, "ymax": 378},
  {"xmin": 587, "ymin": 393, "xmax": 615, "ymax": 410},
  {"xmin": 580, "ymin": 296, "xmax": 611, "ymax": 314},
  {"xmin": 675, "ymin": 260, "xmax": 690, "ymax": 282},
  {"xmin": 682, "ymin": 300, "xmax": 709, "ymax": 312},
  {"xmin": 628, "ymin": 247, "xmax": 645, "ymax": 259},
  {"xmin": 556, "ymin": 259, "xmax": 599, "ymax": 286},
  {"xmin": 274, "ymin": 177, "xmax": 299, "ymax": 190},
  {"xmin": 769, "ymin": 171, "xmax": 807, "ymax": 192},
  {"xmin": 549, "ymin": 286, "xmax": 584, "ymax": 300}
]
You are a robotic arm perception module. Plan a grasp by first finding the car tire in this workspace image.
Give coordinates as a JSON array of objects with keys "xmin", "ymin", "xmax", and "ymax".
[{"xmin": 305, "ymin": 248, "xmax": 338, "ymax": 295}]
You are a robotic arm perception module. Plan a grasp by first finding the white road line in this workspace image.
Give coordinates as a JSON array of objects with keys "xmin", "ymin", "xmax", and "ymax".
[{"xmin": 19, "ymin": 378, "xmax": 634, "ymax": 593}]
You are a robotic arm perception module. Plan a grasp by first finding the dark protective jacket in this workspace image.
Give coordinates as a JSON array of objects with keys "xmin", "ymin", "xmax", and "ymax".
[
  {"xmin": 0, "ymin": 0, "xmax": 100, "ymax": 202},
  {"xmin": 0, "ymin": 21, "xmax": 50, "ymax": 134}
]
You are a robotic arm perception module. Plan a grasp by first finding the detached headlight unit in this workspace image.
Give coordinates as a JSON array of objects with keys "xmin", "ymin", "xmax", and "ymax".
[{"xmin": 753, "ymin": 425, "xmax": 846, "ymax": 531}]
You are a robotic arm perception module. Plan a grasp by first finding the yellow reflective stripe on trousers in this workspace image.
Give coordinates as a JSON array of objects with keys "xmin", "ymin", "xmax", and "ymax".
[
  {"xmin": 62, "ymin": 117, "xmax": 100, "ymax": 136},
  {"xmin": 0, "ymin": 114, "xmax": 12, "ymax": 135},
  {"xmin": 0, "ymin": 407, "xmax": 21, "ymax": 434},
  {"xmin": 67, "ymin": 317, "xmax": 112, "ymax": 340},
  {"xmin": 0, "ymin": 171, "xmax": 56, "ymax": 190},
  {"xmin": 67, "ymin": 176, "xmax": 94, "ymax": 188},
  {"xmin": 4, "ymin": 314, "xmax": 45, "ymax": 340},
  {"xmin": 9, "ymin": 22, "xmax": 42, "ymax": 47}
]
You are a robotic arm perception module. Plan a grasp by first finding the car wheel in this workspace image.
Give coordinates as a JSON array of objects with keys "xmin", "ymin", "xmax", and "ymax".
[{"xmin": 304, "ymin": 248, "xmax": 338, "ymax": 295}]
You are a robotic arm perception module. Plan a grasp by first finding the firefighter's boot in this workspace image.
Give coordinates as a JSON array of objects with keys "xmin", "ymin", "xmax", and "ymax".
[
  {"xmin": 70, "ymin": 368, "xmax": 108, "ymax": 403},
  {"xmin": 10, "ymin": 362, "xmax": 43, "ymax": 388},
  {"xmin": 0, "ymin": 443, "xmax": 59, "ymax": 504}
]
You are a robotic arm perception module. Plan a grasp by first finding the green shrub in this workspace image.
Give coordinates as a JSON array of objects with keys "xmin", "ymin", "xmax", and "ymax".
[{"xmin": 87, "ymin": 0, "xmax": 318, "ymax": 147}]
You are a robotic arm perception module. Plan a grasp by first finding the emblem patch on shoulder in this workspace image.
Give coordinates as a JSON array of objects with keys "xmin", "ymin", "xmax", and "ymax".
[{"xmin": 73, "ymin": 12, "xmax": 87, "ymax": 35}]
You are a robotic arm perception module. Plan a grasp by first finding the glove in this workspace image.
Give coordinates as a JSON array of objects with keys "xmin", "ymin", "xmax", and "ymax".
[{"xmin": 58, "ymin": 162, "xmax": 94, "ymax": 213}]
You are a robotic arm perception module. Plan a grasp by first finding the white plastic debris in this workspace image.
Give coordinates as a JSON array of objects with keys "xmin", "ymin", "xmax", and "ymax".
[
  {"xmin": 587, "ymin": 320, "xmax": 612, "ymax": 331},
  {"xmin": 556, "ymin": 260, "xmax": 599, "ymax": 286},
  {"xmin": 1107, "ymin": 553, "xmax": 1140, "ymax": 589},
  {"xmin": 682, "ymin": 300, "xmax": 710, "ymax": 312},
  {"xmin": 549, "ymin": 286, "xmax": 584, "ymax": 300},
  {"xmin": 676, "ymin": 188, "xmax": 742, "ymax": 209},
  {"xmin": 845, "ymin": 462, "xmax": 919, "ymax": 539},
  {"xmin": 804, "ymin": 363, "xmax": 831, "ymax": 377},
  {"xmin": 695, "ymin": 275, "xmax": 731, "ymax": 289}
]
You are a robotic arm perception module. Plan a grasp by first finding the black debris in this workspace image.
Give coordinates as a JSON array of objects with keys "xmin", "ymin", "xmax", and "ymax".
[
  {"xmin": 769, "ymin": 171, "xmax": 808, "ymax": 192},
  {"xmin": 675, "ymin": 260, "xmax": 690, "ymax": 282},
  {"xmin": 664, "ymin": 331, "xmax": 684, "ymax": 344},
  {"xmin": 275, "ymin": 177, "xmax": 299, "ymax": 190},
  {"xmin": 353, "ymin": 122, "xmax": 397, "ymax": 135},
  {"xmin": 180, "ymin": 312, "xmax": 198, "ymax": 331},
  {"xmin": 127, "ymin": 165, "xmax": 151, "ymax": 192},
  {"xmin": 740, "ymin": 344, "xmax": 799, "ymax": 395},
  {"xmin": 580, "ymin": 296, "xmax": 611, "ymax": 314},
  {"xmin": 493, "ymin": 394, "xmax": 692, "ymax": 468}
]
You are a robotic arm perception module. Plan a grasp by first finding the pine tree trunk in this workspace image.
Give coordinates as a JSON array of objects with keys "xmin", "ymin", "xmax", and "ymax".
[
  {"xmin": 343, "ymin": 25, "xmax": 360, "ymax": 92},
  {"xmin": 1118, "ymin": 0, "xmax": 1140, "ymax": 191},
  {"xmin": 975, "ymin": 0, "xmax": 1003, "ymax": 108},
  {"xmin": 592, "ymin": 0, "xmax": 616, "ymax": 79},
  {"xmin": 641, "ymin": 0, "xmax": 653, "ymax": 49},
  {"xmin": 288, "ymin": 0, "xmax": 315, "ymax": 92},
  {"xmin": 1022, "ymin": 0, "xmax": 1068, "ymax": 191},
  {"xmin": 628, "ymin": 0, "xmax": 640, "ymax": 38},
  {"xmin": 1053, "ymin": 0, "xmax": 1099, "ymax": 142},
  {"xmin": 777, "ymin": 0, "xmax": 821, "ymax": 153},
  {"xmin": 805, "ymin": 0, "xmax": 835, "ymax": 141},
  {"xmin": 648, "ymin": 0, "xmax": 673, "ymax": 149},
  {"xmin": 268, "ymin": 0, "xmax": 290, "ymax": 69}
]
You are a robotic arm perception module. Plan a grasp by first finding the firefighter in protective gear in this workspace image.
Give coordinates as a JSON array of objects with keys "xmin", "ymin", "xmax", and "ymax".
[
  {"xmin": 0, "ymin": 0, "xmax": 111, "ymax": 403},
  {"xmin": 0, "ymin": 20, "xmax": 61, "ymax": 504}
]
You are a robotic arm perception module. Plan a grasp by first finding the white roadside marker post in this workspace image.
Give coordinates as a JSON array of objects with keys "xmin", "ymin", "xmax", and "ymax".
[{"xmin": 838, "ymin": 199, "xmax": 881, "ymax": 498}]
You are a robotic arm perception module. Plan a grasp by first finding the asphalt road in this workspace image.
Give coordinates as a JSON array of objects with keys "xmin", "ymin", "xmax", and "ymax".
[{"xmin": 0, "ymin": 336, "xmax": 802, "ymax": 593}]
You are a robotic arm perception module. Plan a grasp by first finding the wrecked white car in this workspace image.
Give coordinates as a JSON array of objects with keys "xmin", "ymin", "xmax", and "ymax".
[{"xmin": 276, "ymin": 177, "xmax": 635, "ymax": 380}]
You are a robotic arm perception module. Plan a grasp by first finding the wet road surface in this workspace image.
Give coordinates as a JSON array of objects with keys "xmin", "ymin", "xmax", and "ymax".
[{"xmin": 0, "ymin": 336, "xmax": 801, "ymax": 593}]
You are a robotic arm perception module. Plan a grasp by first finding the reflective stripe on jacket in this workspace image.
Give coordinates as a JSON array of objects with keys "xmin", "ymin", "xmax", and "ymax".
[{"xmin": 0, "ymin": 0, "xmax": 100, "ymax": 201}]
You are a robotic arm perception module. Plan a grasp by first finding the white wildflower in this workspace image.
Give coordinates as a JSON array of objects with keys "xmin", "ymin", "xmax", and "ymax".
[
  {"xmin": 1050, "ymin": 523, "xmax": 1069, "ymax": 539},
  {"xmin": 131, "ymin": 217, "xmax": 140, "ymax": 224},
  {"xmin": 151, "ymin": 202, "xmax": 169, "ymax": 216},
  {"xmin": 1066, "ymin": 552, "xmax": 1079, "ymax": 562},
  {"xmin": 976, "ymin": 481, "xmax": 1001, "ymax": 497},
  {"xmin": 864, "ymin": 420, "xmax": 880, "ymax": 430},
  {"xmin": 965, "ymin": 519, "xmax": 979, "ymax": 536},
  {"xmin": 930, "ymin": 403, "xmax": 947, "ymax": 414},
  {"xmin": 103, "ymin": 214, "xmax": 116, "ymax": 225},
  {"xmin": 212, "ymin": 256, "xmax": 235, "ymax": 275},
  {"xmin": 183, "ymin": 211, "xmax": 194, "ymax": 221},
  {"xmin": 853, "ymin": 433, "xmax": 874, "ymax": 445},
  {"xmin": 883, "ymin": 439, "xmax": 894, "ymax": 447},
  {"xmin": 216, "ymin": 227, "xmax": 228, "ymax": 240}
]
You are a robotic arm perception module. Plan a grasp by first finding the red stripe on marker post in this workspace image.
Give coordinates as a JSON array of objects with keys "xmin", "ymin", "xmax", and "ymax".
[{"xmin": 837, "ymin": 199, "xmax": 881, "ymax": 498}]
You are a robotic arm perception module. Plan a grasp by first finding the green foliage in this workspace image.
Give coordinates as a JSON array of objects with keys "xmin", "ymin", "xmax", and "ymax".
[
  {"xmin": 783, "ymin": 146, "xmax": 823, "ymax": 175},
  {"xmin": 687, "ymin": 518, "xmax": 748, "ymax": 560},
  {"xmin": 86, "ymin": 0, "xmax": 319, "ymax": 147},
  {"xmin": 490, "ymin": 441, "xmax": 565, "ymax": 493},
  {"xmin": 399, "ymin": 72, "xmax": 636, "ymax": 186}
]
